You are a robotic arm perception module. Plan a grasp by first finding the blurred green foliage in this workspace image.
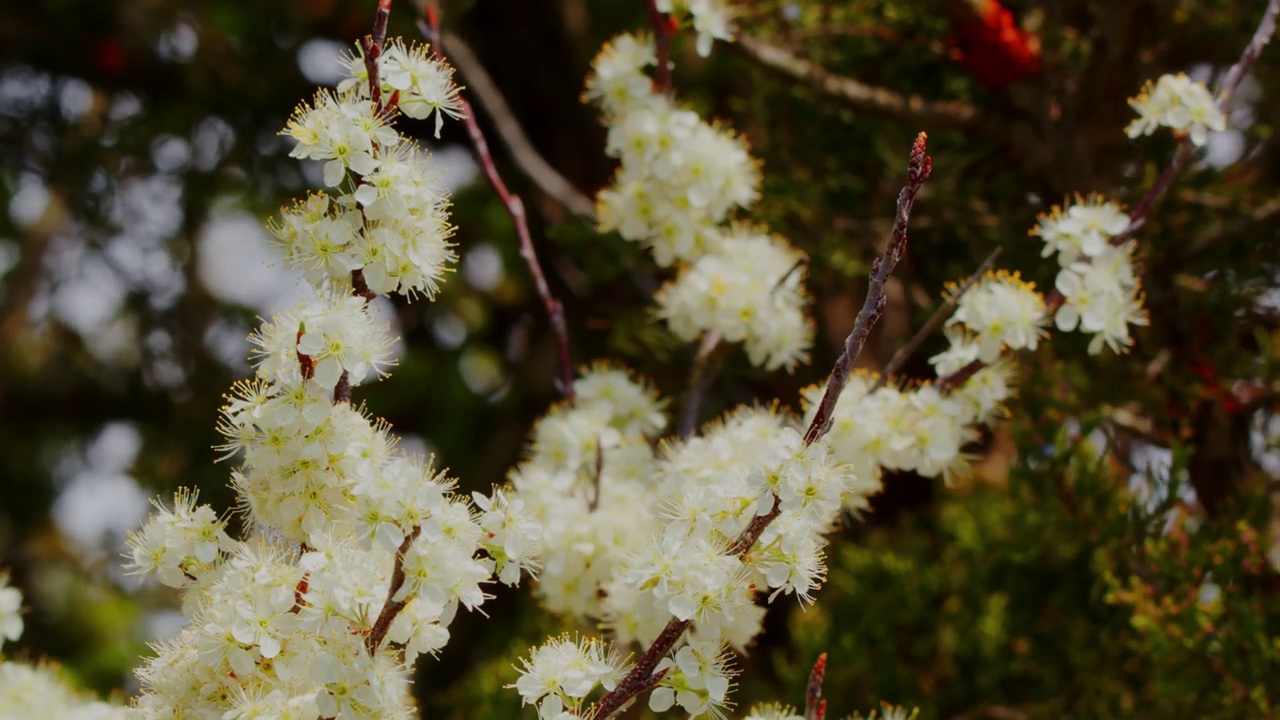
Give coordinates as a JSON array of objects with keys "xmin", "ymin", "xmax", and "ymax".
[{"xmin": 1, "ymin": 0, "xmax": 1279, "ymax": 717}]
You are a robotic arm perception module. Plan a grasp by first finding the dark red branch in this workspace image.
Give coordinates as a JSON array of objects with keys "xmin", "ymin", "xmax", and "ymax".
[
  {"xmin": 418, "ymin": 11, "xmax": 576, "ymax": 401},
  {"xmin": 588, "ymin": 618, "xmax": 688, "ymax": 720},
  {"xmin": 371, "ymin": 0, "xmax": 393, "ymax": 50},
  {"xmin": 804, "ymin": 132, "xmax": 932, "ymax": 447},
  {"xmin": 364, "ymin": 525, "xmax": 422, "ymax": 656},
  {"xmin": 646, "ymin": 0, "xmax": 673, "ymax": 93},
  {"xmin": 360, "ymin": 0, "xmax": 394, "ymax": 111}
]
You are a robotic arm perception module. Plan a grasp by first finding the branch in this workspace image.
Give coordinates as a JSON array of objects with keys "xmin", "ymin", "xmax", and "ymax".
[
  {"xmin": 733, "ymin": 32, "xmax": 979, "ymax": 129},
  {"xmin": 420, "ymin": 10, "xmax": 577, "ymax": 401},
  {"xmin": 438, "ymin": 31, "xmax": 596, "ymax": 217},
  {"xmin": 360, "ymin": 0, "xmax": 393, "ymax": 113},
  {"xmin": 873, "ymin": 246, "xmax": 1002, "ymax": 391},
  {"xmin": 804, "ymin": 132, "xmax": 933, "ymax": 446},
  {"xmin": 585, "ymin": 135, "xmax": 932, "ymax": 719},
  {"xmin": 365, "ymin": 525, "xmax": 422, "ymax": 656},
  {"xmin": 646, "ymin": 0, "xmax": 673, "ymax": 93},
  {"xmin": 677, "ymin": 330, "xmax": 727, "ymax": 439}
]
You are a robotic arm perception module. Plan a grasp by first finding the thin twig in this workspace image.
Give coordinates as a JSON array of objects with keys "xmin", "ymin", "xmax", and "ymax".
[
  {"xmin": 804, "ymin": 132, "xmax": 933, "ymax": 446},
  {"xmin": 371, "ymin": 0, "xmax": 392, "ymax": 50},
  {"xmin": 733, "ymin": 32, "xmax": 979, "ymax": 129},
  {"xmin": 420, "ymin": 10, "xmax": 576, "ymax": 401},
  {"xmin": 585, "ymin": 135, "xmax": 932, "ymax": 720},
  {"xmin": 360, "ymin": 0, "xmax": 392, "ymax": 114},
  {"xmin": 439, "ymin": 31, "xmax": 596, "ymax": 217},
  {"xmin": 1113, "ymin": 0, "xmax": 1279, "ymax": 245},
  {"xmin": 646, "ymin": 0, "xmax": 673, "ymax": 93},
  {"xmin": 873, "ymin": 246, "xmax": 1002, "ymax": 391},
  {"xmin": 365, "ymin": 525, "xmax": 423, "ymax": 655},
  {"xmin": 588, "ymin": 437, "xmax": 604, "ymax": 512},
  {"xmin": 937, "ymin": 357, "xmax": 985, "ymax": 394},
  {"xmin": 677, "ymin": 330, "xmax": 726, "ymax": 439}
]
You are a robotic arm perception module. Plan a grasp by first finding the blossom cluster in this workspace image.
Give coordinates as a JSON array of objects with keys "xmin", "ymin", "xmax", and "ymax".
[
  {"xmin": 121, "ymin": 40, "xmax": 542, "ymax": 720},
  {"xmin": 656, "ymin": 227, "xmax": 813, "ymax": 370},
  {"xmin": 945, "ymin": 270, "xmax": 1048, "ymax": 363},
  {"xmin": 588, "ymin": 35, "xmax": 759, "ymax": 266},
  {"xmin": 807, "ymin": 366, "xmax": 1015, "ymax": 485},
  {"xmin": 1033, "ymin": 195, "xmax": 1149, "ymax": 354},
  {"xmin": 512, "ymin": 365, "xmax": 879, "ymax": 717},
  {"xmin": 1126, "ymin": 72, "xmax": 1227, "ymax": 147},
  {"xmin": 587, "ymin": 34, "xmax": 814, "ymax": 372},
  {"xmin": 273, "ymin": 39, "xmax": 460, "ymax": 298}
]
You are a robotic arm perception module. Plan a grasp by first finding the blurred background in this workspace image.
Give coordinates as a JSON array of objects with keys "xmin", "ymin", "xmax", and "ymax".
[{"xmin": 1, "ymin": 0, "xmax": 1279, "ymax": 717}]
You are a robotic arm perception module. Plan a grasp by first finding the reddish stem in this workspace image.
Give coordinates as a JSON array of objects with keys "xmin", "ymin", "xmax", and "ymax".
[
  {"xmin": 360, "ymin": 0, "xmax": 393, "ymax": 111},
  {"xmin": 418, "ymin": 11, "xmax": 576, "ymax": 400},
  {"xmin": 804, "ymin": 132, "xmax": 931, "ymax": 447},
  {"xmin": 646, "ymin": 0, "xmax": 673, "ymax": 93},
  {"xmin": 364, "ymin": 525, "xmax": 422, "ymax": 656}
]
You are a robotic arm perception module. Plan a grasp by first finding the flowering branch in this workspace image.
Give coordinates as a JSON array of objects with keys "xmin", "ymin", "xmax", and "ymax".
[
  {"xmin": 1114, "ymin": 0, "xmax": 1278, "ymax": 245},
  {"xmin": 419, "ymin": 9, "xmax": 577, "ymax": 400},
  {"xmin": 804, "ymin": 132, "xmax": 933, "ymax": 446},
  {"xmin": 733, "ymin": 32, "xmax": 979, "ymax": 128},
  {"xmin": 584, "ymin": 134, "xmax": 931, "ymax": 720},
  {"xmin": 873, "ymin": 246, "xmax": 1002, "ymax": 391}
]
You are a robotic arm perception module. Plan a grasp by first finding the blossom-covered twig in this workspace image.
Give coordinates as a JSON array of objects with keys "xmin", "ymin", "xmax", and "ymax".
[
  {"xmin": 419, "ymin": 8, "xmax": 577, "ymax": 400},
  {"xmin": 733, "ymin": 32, "xmax": 980, "ymax": 128},
  {"xmin": 804, "ymin": 132, "xmax": 933, "ymax": 446},
  {"xmin": 439, "ymin": 31, "xmax": 595, "ymax": 217},
  {"xmin": 1114, "ymin": 0, "xmax": 1278, "ymax": 245},
  {"xmin": 873, "ymin": 246, "xmax": 1002, "ymax": 391},
  {"xmin": 937, "ymin": 0, "xmax": 1278, "ymax": 393},
  {"xmin": 585, "ymin": 134, "xmax": 931, "ymax": 720}
]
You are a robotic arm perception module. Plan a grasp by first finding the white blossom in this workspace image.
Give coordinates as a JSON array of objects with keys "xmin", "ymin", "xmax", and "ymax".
[{"xmin": 1126, "ymin": 72, "xmax": 1226, "ymax": 146}]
